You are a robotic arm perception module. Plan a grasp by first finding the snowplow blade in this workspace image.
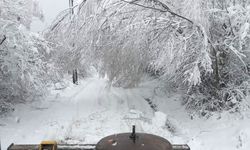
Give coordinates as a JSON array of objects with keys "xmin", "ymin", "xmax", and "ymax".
[
  {"xmin": 7, "ymin": 143, "xmax": 96, "ymax": 150},
  {"xmin": 7, "ymin": 143, "xmax": 189, "ymax": 150},
  {"xmin": 172, "ymin": 144, "xmax": 190, "ymax": 150}
]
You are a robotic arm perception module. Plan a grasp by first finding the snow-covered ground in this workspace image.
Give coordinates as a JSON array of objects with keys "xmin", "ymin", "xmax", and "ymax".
[{"xmin": 1, "ymin": 76, "xmax": 250, "ymax": 150}]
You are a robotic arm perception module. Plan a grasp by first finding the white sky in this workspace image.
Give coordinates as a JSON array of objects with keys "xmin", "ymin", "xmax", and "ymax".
[{"xmin": 31, "ymin": 0, "xmax": 68, "ymax": 32}]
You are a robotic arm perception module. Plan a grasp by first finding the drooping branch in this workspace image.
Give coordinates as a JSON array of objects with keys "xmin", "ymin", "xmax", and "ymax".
[
  {"xmin": 121, "ymin": 0, "xmax": 217, "ymax": 52},
  {"xmin": 50, "ymin": 4, "xmax": 79, "ymax": 31},
  {"xmin": 121, "ymin": 0, "xmax": 193, "ymax": 23},
  {"xmin": 77, "ymin": 0, "xmax": 87, "ymax": 15},
  {"xmin": 51, "ymin": 14, "xmax": 69, "ymax": 31}
]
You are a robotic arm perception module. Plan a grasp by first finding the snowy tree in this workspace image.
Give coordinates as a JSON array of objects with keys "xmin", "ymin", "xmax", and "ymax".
[
  {"xmin": 178, "ymin": 0, "xmax": 250, "ymax": 115},
  {"xmin": 46, "ymin": 0, "xmax": 212, "ymax": 87},
  {"xmin": 0, "ymin": 0, "xmax": 53, "ymax": 114},
  {"xmin": 46, "ymin": 0, "xmax": 250, "ymax": 115}
]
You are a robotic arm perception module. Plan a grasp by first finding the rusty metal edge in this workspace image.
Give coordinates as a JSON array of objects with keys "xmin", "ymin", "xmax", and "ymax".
[{"xmin": 7, "ymin": 143, "xmax": 14, "ymax": 150}]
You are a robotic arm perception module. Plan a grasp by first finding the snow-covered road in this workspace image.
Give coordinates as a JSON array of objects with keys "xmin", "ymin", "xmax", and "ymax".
[
  {"xmin": 1, "ymin": 77, "xmax": 250, "ymax": 150},
  {"xmin": 0, "ymin": 77, "xmax": 156, "ymax": 149}
]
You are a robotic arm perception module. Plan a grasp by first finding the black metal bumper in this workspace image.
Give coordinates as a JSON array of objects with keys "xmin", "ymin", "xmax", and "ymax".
[{"xmin": 8, "ymin": 143, "xmax": 190, "ymax": 150}]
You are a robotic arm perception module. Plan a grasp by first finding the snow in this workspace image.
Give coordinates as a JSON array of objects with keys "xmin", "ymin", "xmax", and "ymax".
[
  {"xmin": 1, "ymin": 76, "xmax": 250, "ymax": 150},
  {"xmin": 152, "ymin": 111, "xmax": 166, "ymax": 127}
]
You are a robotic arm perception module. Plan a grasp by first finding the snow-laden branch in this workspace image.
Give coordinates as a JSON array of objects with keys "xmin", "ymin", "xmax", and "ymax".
[
  {"xmin": 121, "ymin": 0, "xmax": 217, "ymax": 56},
  {"xmin": 121, "ymin": 0, "xmax": 193, "ymax": 23}
]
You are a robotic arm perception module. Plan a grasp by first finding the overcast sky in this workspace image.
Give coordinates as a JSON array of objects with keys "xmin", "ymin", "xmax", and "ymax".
[{"xmin": 31, "ymin": 0, "xmax": 68, "ymax": 32}]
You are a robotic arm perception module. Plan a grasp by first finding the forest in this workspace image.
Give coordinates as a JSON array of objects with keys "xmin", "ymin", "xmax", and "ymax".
[
  {"xmin": 1, "ymin": 0, "xmax": 250, "ymax": 116},
  {"xmin": 1, "ymin": 0, "xmax": 250, "ymax": 149}
]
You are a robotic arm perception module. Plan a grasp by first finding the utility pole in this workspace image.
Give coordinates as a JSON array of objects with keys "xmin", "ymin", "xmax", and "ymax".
[
  {"xmin": 68, "ymin": 0, "xmax": 78, "ymax": 84},
  {"xmin": 73, "ymin": 69, "xmax": 78, "ymax": 85},
  {"xmin": 69, "ymin": 0, "xmax": 74, "ymax": 15}
]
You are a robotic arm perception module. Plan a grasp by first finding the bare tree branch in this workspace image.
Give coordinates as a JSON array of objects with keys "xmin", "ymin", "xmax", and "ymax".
[
  {"xmin": 0, "ymin": 35, "xmax": 6, "ymax": 45},
  {"xmin": 151, "ymin": 0, "xmax": 170, "ymax": 11}
]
